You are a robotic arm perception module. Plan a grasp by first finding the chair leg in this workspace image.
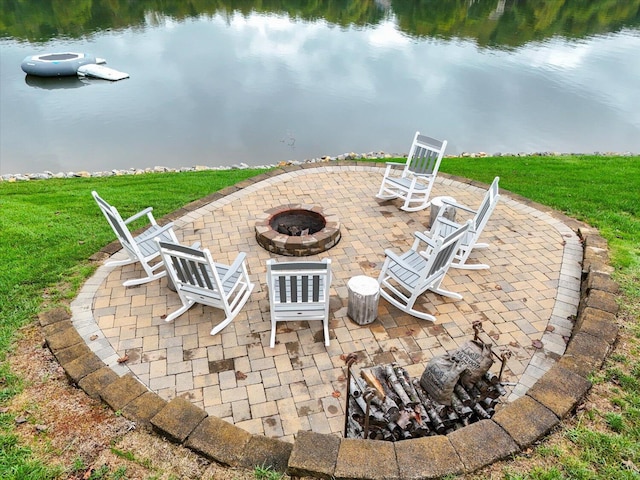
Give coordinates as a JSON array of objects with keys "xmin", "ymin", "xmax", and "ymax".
[
  {"xmin": 270, "ymin": 320, "xmax": 277, "ymax": 348},
  {"xmin": 376, "ymin": 183, "xmax": 399, "ymax": 200},
  {"xmin": 400, "ymin": 194, "xmax": 431, "ymax": 212},
  {"xmin": 379, "ymin": 289, "xmax": 437, "ymax": 322},
  {"xmin": 451, "ymin": 261, "xmax": 490, "ymax": 270},
  {"xmin": 164, "ymin": 300, "xmax": 194, "ymax": 323},
  {"xmin": 450, "ymin": 248, "xmax": 490, "ymax": 270},
  {"xmin": 105, "ymin": 257, "xmax": 137, "ymax": 268},
  {"xmin": 212, "ymin": 283, "xmax": 254, "ymax": 336},
  {"xmin": 430, "ymin": 287, "xmax": 463, "ymax": 300},
  {"xmin": 122, "ymin": 269, "xmax": 167, "ymax": 287},
  {"xmin": 323, "ymin": 318, "xmax": 330, "ymax": 347},
  {"xmin": 210, "ymin": 316, "xmax": 234, "ymax": 336}
]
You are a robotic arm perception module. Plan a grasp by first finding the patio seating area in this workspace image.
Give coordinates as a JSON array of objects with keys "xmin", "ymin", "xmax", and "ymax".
[{"xmin": 74, "ymin": 164, "xmax": 582, "ymax": 443}]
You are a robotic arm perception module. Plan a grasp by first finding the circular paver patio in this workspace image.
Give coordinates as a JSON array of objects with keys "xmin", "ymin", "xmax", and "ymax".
[{"xmin": 72, "ymin": 165, "xmax": 582, "ymax": 443}]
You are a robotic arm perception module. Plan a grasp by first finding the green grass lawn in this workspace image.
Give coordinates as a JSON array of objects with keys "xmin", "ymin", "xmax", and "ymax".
[{"xmin": 0, "ymin": 156, "xmax": 638, "ymax": 479}]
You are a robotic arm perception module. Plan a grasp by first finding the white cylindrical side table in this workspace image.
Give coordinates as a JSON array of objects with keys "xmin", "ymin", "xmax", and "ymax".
[
  {"xmin": 347, "ymin": 275, "xmax": 380, "ymax": 325},
  {"xmin": 429, "ymin": 196, "xmax": 457, "ymax": 228}
]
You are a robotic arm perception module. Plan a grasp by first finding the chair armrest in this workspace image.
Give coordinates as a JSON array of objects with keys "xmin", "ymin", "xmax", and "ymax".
[
  {"xmin": 441, "ymin": 199, "xmax": 476, "ymax": 215},
  {"xmin": 433, "ymin": 217, "xmax": 463, "ymax": 230},
  {"xmin": 435, "ymin": 218, "xmax": 478, "ymax": 239},
  {"xmin": 383, "ymin": 249, "xmax": 422, "ymax": 276},
  {"xmin": 414, "ymin": 230, "xmax": 437, "ymax": 248},
  {"xmin": 123, "ymin": 207, "xmax": 155, "ymax": 225},
  {"xmin": 135, "ymin": 222, "xmax": 175, "ymax": 242},
  {"xmin": 221, "ymin": 252, "xmax": 248, "ymax": 282},
  {"xmin": 412, "ymin": 172, "xmax": 434, "ymax": 178}
]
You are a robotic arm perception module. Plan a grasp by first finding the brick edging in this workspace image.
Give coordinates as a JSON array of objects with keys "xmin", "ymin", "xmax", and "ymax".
[{"xmin": 40, "ymin": 163, "xmax": 620, "ymax": 478}]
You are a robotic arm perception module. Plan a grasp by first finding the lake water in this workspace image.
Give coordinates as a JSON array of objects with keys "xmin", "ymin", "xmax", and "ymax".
[{"xmin": 1, "ymin": 2, "xmax": 640, "ymax": 175}]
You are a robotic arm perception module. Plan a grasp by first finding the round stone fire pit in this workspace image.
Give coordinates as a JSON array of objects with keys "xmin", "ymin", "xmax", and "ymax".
[{"xmin": 255, "ymin": 204, "xmax": 341, "ymax": 256}]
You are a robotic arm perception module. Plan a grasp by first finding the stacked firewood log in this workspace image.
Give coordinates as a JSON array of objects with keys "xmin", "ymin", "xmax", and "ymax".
[{"xmin": 345, "ymin": 362, "xmax": 507, "ymax": 441}]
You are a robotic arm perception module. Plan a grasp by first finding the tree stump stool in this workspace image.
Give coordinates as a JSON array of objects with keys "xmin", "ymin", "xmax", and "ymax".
[
  {"xmin": 347, "ymin": 275, "xmax": 380, "ymax": 325},
  {"xmin": 429, "ymin": 196, "xmax": 457, "ymax": 228}
]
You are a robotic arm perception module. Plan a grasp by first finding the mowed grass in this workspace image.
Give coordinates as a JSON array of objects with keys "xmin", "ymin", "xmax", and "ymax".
[
  {"xmin": 439, "ymin": 155, "xmax": 639, "ymax": 269},
  {"xmin": 0, "ymin": 155, "xmax": 638, "ymax": 479},
  {"xmin": 0, "ymin": 169, "xmax": 265, "ymax": 479}
]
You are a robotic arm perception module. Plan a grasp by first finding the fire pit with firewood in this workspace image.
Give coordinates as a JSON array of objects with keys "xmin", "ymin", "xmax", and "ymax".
[
  {"xmin": 344, "ymin": 323, "xmax": 511, "ymax": 441},
  {"xmin": 255, "ymin": 204, "xmax": 341, "ymax": 256}
]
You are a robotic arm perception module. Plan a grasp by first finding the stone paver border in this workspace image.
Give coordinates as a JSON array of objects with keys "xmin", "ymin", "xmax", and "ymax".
[{"xmin": 40, "ymin": 161, "xmax": 619, "ymax": 478}]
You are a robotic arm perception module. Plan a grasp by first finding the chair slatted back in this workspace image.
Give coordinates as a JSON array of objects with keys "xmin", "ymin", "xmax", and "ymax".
[
  {"xmin": 158, "ymin": 241, "xmax": 221, "ymax": 294},
  {"xmin": 269, "ymin": 261, "xmax": 329, "ymax": 305},
  {"xmin": 424, "ymin": 221, "xmax": 471, "ymax": 279},
  {"xmin": 407, "ymin": 133, "xmax": 447, "ymax": 176},
  {"xmin": 473, "ymin": 177, "xmax": 500, "ymax": 232},
  {"xmin": 92, "ymin": 191, "xmax": 137, "ymax": 256}
]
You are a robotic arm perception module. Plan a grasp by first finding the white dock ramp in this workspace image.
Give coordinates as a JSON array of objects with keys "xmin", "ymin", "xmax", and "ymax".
[{"xmin": 77, "ymin": 64, "xmax": 129, "ymax": 81}]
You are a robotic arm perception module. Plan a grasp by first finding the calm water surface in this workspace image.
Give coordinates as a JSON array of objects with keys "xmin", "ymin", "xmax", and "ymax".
[{"xmin": 1, "ymin": 3, "xmax": 640, "ymax": 175}]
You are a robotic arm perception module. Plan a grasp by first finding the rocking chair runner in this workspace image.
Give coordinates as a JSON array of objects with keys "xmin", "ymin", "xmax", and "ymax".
[
  {"xmin": 376, "ymin": 131, "xmax": 447, "ymax": 212},
  {"xmin": 266, "ymin": 259, "xmax": 332, "ymax": 348},
  {"xmin": 378, "ymin": 221, "xmax": 472, "ymax": 321},
  {"xmin": 92, "ymin": 191, "xmax": 179, "ymax": 286},
  {"xmin": 155, "ymin": 240, "xmax": 255, "ymax": 335},
  {"xmin": 429, "ymin": 176, "xmax": 500, "ymax": 270}
]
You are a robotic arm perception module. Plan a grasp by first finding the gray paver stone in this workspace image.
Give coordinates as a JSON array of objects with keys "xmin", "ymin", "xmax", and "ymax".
[
  {"xmin": 447, "ymin": 420, "xmax": 519, "ymax": 473},
  {"xmin": 574, "ymin": 307, "xmax": 619, "ymax": 345},
  {"xmin": 64, "ymin": 351, "xmax": 105, "ymax": 383},
  {"xmin": 527, "ymin": 365, "xmax": 592, "ymax": 418},
  {"xmin": 558, "ymin": 332, "xmax": 610, "ymax": 377},
  {"xmin": 287, "ymin": 430, "xmax": 340, "ymax": 479},
  {"xmin": 584, "ymin": 245, "xmax": 609, "ymax": 265},
  {"xmin": 89, "ymin": 251, "xmax": 110, "ymax": 262},
  {"xmin": 334, "ymin": 438, "xmax": 399, "ymax": 480},
  {"xmin": 580, "ymin": 229, "xmax": 607, "ymax": 249},
  {"xmin": 38, "ymin": 306, "xmax": 70, "ymax": 326},
  {"xmin": 151, "ymin": 397, "xmax": 208, "ymax": 444},
  {"xmin": 238, "ymin": 434, "xmax": 293, "ymax": 473},
  {"xmin": 185, "ymin": 416, "xmax": 252, "ymax": 467},
  {"xmin": 43, "ymin": 320, "xmax": 74, "ymax": 338},
  {"xmin": 586, "ymin": 271, "xmax": 619, "ymax": 295},
  {"xmin": 100, "ymin": 374, "xmax": 148, "ymax": 411},
  {"xmin": 78, "ymin": 366, "xmax": 120, "ymax": 400},
  {"xmin": 395, "ymin": 435, "xmax": 464, "ymax": 479},
  {"xmin": 45, "ymin": 323, "xmax": 84, "ymax": 352},
  {"xmin": 121, "ymin": 392, "xmax": 168, "ymax": 431},
  {"xmin": 55, "ymin": 342, "xmax": 93, "ymax": 366},
  {"xmin": 492, "ymin": 396, "xmax": 559, "ymax": 448},
  {"xmin": 582, "ymin": 290, "xmax": 619, "ymax": 315}
]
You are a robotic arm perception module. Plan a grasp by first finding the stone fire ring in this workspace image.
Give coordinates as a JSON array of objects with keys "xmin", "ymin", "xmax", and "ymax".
[{"xmin": 255, "ymin": 204, "xmax": 341, "ymax": 256}]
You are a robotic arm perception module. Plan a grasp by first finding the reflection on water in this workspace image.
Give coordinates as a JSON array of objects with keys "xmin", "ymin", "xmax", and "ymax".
[
  {"xmin": 1, "ymin": 2, "xmax": 640, "ymax": 175},
  {"xmin": 25, "ymin": 75, "xmax": 91, "ymax": 90},
  {"xmin": 3, "ymin": 0, "xmax": 640, "ymax": 47}
]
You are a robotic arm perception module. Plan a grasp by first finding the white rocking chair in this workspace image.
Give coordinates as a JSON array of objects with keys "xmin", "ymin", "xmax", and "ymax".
[
  {"xmin": 92, "ymin": 191, "xmax": 179, "ymax": 286},
  {"xmin": 266, "ymin": 259, "xmax": 332, "ymax": 348},
  {"xmin": 155, "ymin": 240, "xmax": 255, "ymax": 336},
  {"xmin": 376, "ymin": 131, "xmax": 447, "ymax": 212},
  {"xmin": 429, "ymin": 177, "xmax": 500, "ymax": 270},
  {"xmin": 378, "ymin": 221, "xmax": 471, "ymax": 321}
]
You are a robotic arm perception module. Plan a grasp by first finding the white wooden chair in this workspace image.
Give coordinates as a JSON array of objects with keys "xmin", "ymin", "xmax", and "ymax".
[
  {"xmin": 378, "ymin": 221, "xmax": 471, "ymax": 321},
  {"xmin": 429, "ymin": 177, "xmax": 500, "ymax": 270},
  {"xmin": 92, "ymin": 191, "xmax": 179, "ymax": 286},
  {"xmin": 376, "ymin": 132, "xmax": 447, "ymax": 212},
  {"xmin": 155, "ymin": 240, "xmax": 255, "ymax": 336},
  {"xmin": 266, "ymin": 259, "xmax": 332, "ymax": 348}
]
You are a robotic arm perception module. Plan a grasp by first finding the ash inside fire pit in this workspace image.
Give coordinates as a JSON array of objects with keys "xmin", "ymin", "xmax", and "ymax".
[
  {"xmin": 273, "ymin": 209, "xmax": 325, "ymax": 236},
  {"xmin": 255, "ymin": 205, "xmax": 340, "ymax": 256}
]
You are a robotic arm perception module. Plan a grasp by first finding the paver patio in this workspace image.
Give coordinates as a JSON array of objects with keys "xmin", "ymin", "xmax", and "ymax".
[{"xmin": 72, "ymin": 165, "xmax": 582, "ymax": 443}]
